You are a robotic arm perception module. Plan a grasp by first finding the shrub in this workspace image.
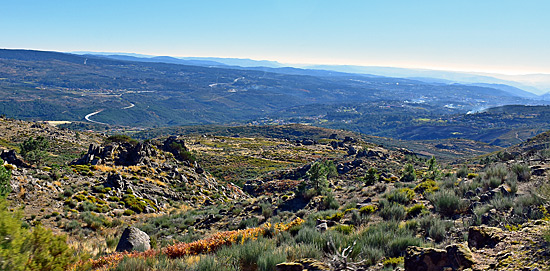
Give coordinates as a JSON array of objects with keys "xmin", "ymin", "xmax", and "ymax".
[
  {"xmin": 238, "ymin": 217, "xmax": 259, "ymax": 229},
  {"xmin": 483, "ymin": 177, "xmax": 502, "ymax": 190},
  {"xmin": 379, "ymin": 200, "xmax": 406, "ymax": 221},
  {"xmin": 429, "ymin": 189, "xmax": 466, "ymax": 217},
  {"xmin": 511, "ymin": 163, "xmax": 530, "ymax": 182},
  {"xmin": 306, "ymin": 160, "xmax": 336, "ymax": 195},
  {"xmin": 484, "ymin": 164, "xmax": 508, "ymax": 182},
  {"xmin": 321, "ymin": 192, "xmax": 340, "ymax": 210},
  {"xmin": 286, "ymin": 243, "xmax": 322, "ymax": 261},
  {"xmin": 490, "ymin": 195, "xmax": 514, "ymax": 211},
  {"xmin": 0, "ymin": 199, "xmax": 76, "ymax": 271},
  {"xmin": 364, "ymin": 168, "xmax": 379, "ymax": 185},
  {"xmin": 326, "ymin": 212, "xmax": 344, "ymax": 221},
  {"xmin": 467, "ymin": 173, "xmax": 478, "ymax": 179},
  {"xmin": 105, "ymin": 134, "xmax": 138, "ymax": 145},
  {"xmin": 401, "ymin": 163, "xmax": 416, "ymax": 182},
  {"xmin": 385, "ymin": 188, "xmax": 415, "ymax": 205},
  {"xmin": 418, "ymin": 215, "xmax": 453, "ymax": 243},
  {"xmin": 194, "ymin": 255, "xmax": 233, "ymax": 271},
  {"xmin": 331, "ymin": 224, "xmax": 354, "ymax": 235},
  {"xmin": 456, "ymin": 167, "xmax": 469, "ymax": 178},
  {"xmin": 19, "ymin": 136, "xmax": 50, "ymax": 164},
  {"xmin": 359, "ymin": 205, "xmax": 377, "ymax": 215},
  {"xmin": 414, "ymin": 179, "xmax": 438, "ymax": 195},
  {"xmin": 425, "ymin": 157, "xmax": 441, "ymax": 180},
  {"xmin": 295, "ymin": 226, "xmax": 324, "ymax": 248},
  {"xmin": 257, "ymin": 249, "xmax": 286, "ymax": 271},
  {"xmin": 407, "ymin": 203, "xmax": 426, "ymax": 218},
  {"xmin": 0, "ymin": 159, "xmax": 11, "ymax": 197},
  {"xmin": 260, "ymin": 203, "xmax": 273, "ymax": 219}
]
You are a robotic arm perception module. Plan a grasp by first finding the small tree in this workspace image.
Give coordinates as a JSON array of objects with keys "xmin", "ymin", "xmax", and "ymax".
[
  {"xmin": 306, "ymin": 160, "xmax": 336, "ymax": 195},
  {"xmin": 425, "ymin": 156, "xmax": 441, "ymax": 180},
  {"xmin": 19, "ymin": 136, "xmax": 50, "ymax": 165},
  {"xmin": 0, "ymin": 159, "xmax": 11, "ymax": 197},
  {"xmin": 364, "ymin": 167, "xmax": 379, "ymax": 185},
  {"xmin": 401, "ymin": 163, "xmax": 416, "ymax": 182}
]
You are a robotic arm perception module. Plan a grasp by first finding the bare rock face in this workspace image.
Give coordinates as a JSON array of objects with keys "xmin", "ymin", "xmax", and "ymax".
[
  {"xmin": 115, "ymin": 227, "xmax": 151, "ymax": 252},
  {"xmin": 405, "ymin": 243, "xmax": 474, "ymax": 271}
]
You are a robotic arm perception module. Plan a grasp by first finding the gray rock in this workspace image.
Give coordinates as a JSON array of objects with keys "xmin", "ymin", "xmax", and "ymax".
[
  {"xmin": 316, "ymin": 222, "xmax": 328, "ymax": 232},
  {"xmin": 116, "ymin": 226, "xmax": 151, "ymax": 252}
]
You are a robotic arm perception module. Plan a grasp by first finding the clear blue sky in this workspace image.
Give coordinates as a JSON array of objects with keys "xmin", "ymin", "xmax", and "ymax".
[{"xmin": 1, "ymin": 0, "xmax": 549, "ymax": 74}]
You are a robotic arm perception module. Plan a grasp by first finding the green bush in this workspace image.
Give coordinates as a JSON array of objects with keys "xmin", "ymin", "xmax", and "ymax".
[
  {"xmin": 407, "ymin": 203, "xmax": 426, "ymax": 218},
  {"xmin": 385, "ymin": 188, "xmax": 415, "ymax": 205},
  {"xmin": 105, "ymin": 134, "xmax": 139, "ymax": 145},
  {"xmin": 359, "ymin": 205, "xmax": 377, "ymax": 214},
  {"xmin": 429, "ymin": 189, "xmax": 466, "ymax": 217},
  {"xmin": 364, "ymin": 168, "xmax": 379, "ymax": 185},
  {"xmin": 19, "ymin": 136, "xmax": 50, "ymax": 164},
  {"xmin": 306, "ymin": 160, "xmax": 336, "ymax": 195},
  {"xmin": 0, "ymin": 199, "xmax": 76, "ymax": 271},
  {"xmin": 379, "ymin": 200, "xmax": 406, "ymax": 221},
  {"xmin": 414, "ymin": 179, "xmax": 438, "ymax": 195},
  {"xmin": 0, "ymin": 159, "xmax": 11, "ymax": 197},
  {"xmin": 401, "ymin": 163, "xmax": 416, "ymax": 182},
  {"xmin": 321, "ymin": 192, "xmax": 339, "ymax": 210},
  {"xmin": 455, "ymin": 167, "xmax": 469, "ymax": 178},
  {"xmin": 194, "ymin": 255, "xmax": 234, "ymax": 271},
  {"xmin": 484, "ymin": 164, "xmax": 508, "ymax": 182},
  {"xmin": 331, "ymin": 224, "xmax": 354, "ymax": 235},
  {"xmin": 511, "ymin": 163, "xmax": 530, "ymax": 182},
  {"xmin": 418, "ymin": 215, "xmax": 453, "ymax": 243}
]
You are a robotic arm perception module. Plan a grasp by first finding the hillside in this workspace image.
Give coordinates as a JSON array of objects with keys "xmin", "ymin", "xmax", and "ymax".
[
  {"xmin": 1, "ymin": 118, "xmax": 550, "ymax": 270},
  {"xmin": 0, "ymin": 49, "xmax": 542, "ymax": 129}
]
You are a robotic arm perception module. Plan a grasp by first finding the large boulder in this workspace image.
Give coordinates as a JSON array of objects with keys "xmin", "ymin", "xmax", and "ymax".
[
  {"xmin": 115, "ymin": 227, "xmax": 151, "ymax": 252},
  {"xmin": 405, "ymin": 246, "xmax": 448, "ymax": 271},
  {"xmin": 405, "ymin": 243, "xmax": 474, "ymax": 271},
  {"xmin": 468, "ymin": 226, "xmax": 503, "ymax": 249}
]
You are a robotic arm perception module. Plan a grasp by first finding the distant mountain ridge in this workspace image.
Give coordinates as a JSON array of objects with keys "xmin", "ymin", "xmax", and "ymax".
[
  {"xmin": 0, "ymin": 48, "xmax": 546, "ymax": 131},
  {"xmin": 75, "ymin": 51, "xmax": 547, "ymax": 97}
]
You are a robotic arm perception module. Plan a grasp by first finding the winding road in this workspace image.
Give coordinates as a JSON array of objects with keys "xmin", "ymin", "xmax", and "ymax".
[
  {"xmin": 84, "ymin": 102, "xmax": 135, "ymax": 125},
  {"xmin": 84, "ymin": 110, "xmax": 107, "ymax": 125}
]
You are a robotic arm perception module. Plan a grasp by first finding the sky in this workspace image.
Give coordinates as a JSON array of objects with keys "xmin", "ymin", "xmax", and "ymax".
[{"xmin": 1, "ymin": 0, "xmax": 550, "ymax": 75}]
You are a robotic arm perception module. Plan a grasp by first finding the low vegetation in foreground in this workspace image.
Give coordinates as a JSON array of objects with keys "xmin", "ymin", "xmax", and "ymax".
[{"xmin": 1, "ymin": 117, "xmax": 550, "ymax": 270}]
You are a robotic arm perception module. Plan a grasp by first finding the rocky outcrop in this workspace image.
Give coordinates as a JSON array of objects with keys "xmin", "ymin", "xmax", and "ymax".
[
  {"xmin": 72, "ymin": 141, "xmax": 158, "ymax": 166},
  {"xmin": 115, "ymin": 227, "xmax": 151, "ymax": 252},
  {"xmin": 0, "ymin": 149, "xmax": 29, "ymax": 168},
  {"xmin": 468, "ymin": 226, "xmax": 503, "ymax": 249},
  {"xmin": 405, "ymin": 243, "xmax": 474, "ymax": 271}
]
